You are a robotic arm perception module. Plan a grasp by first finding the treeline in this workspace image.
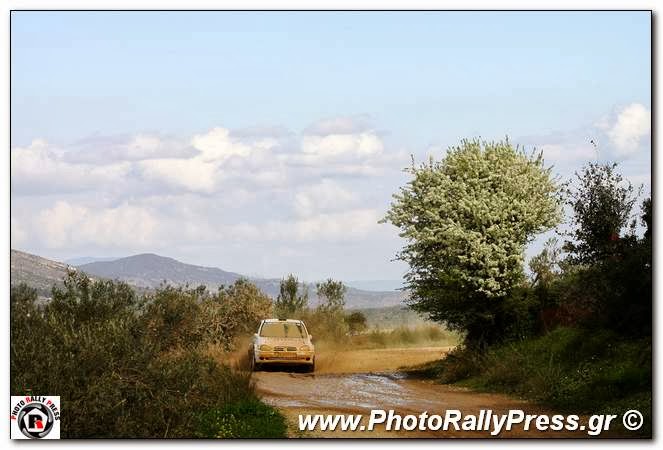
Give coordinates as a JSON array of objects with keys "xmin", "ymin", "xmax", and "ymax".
[
  {"xmin": 273, "ymin": 274, "xmax": 368, "ymax": 341},
  {"xmin": 271, "ymin": 275, "xmax": 458, "ymax": 348},
  {"xmin": 385, "ymin": 139, "xmax": 651, "ymax": 435},
  {"xmin": 11, "ymin": 272, "xmax": 286, "ymax": 438}
]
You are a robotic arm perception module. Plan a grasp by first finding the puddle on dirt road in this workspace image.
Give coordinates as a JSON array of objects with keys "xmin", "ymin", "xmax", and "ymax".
[
  {"xmin": 254, "ymin": 370, "xmax": 605, "ymax": 438},
  {"xmin": 255, "ymin": 371, "xmax": 461, "ymax": 412}
]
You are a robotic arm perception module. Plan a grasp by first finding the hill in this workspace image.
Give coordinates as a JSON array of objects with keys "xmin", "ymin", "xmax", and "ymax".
[
  {"xmin": 78, "ymin": 253, "xmax": 244, "ymax": 290},
  {"xmin": 11, "ymin": 249, "xmax": 406, "ymax": 308},
  {"xmin": 79, "ymin": 254, "xmax": 405, "ymax": 308},
  {"xmin": 11, "ymin": 249, "xmax": 72, "ymax": 296},
  {"xmin": 64, "ymin": 256, "xmax": 119, "ymax": 265}
]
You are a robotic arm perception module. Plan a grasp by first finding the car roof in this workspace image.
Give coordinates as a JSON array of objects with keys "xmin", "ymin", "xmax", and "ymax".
[{"xmin": 262, "ymin": 318, "xmax": 303, "ymax": 323}]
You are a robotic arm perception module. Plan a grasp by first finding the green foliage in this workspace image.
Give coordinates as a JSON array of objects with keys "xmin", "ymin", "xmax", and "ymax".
[
  {"xmin": 316, "ymin": 278, "xmax": 347, "ymax": 313},
  {"xmin": 143, "ymin": 285, "xmax": 206, "ymax": 351},
  {"xmin": 384, "ymin": 138, "xmax": 561, "ymax": 346},
  {"xmin": 201, "ymin": 279, "xmax": 273, "ymax": 349},
  {"xmin": 143, "ymin": 279, "xmax": 272, "ymax": 352},
  {"xmin": 345, "ymin": 311, "xmax": 368, "ymax": 335},
  {"xmin": 408, "ymin": 345, "xmax": 482, "ymax": 383},
  {"xmin": 393, "ymin": 150, "xmax": 651, "ymax": 436},
  {"xmin": 641, "ymin": 197, "xmax": 652, "ymax": 240},
  {"xmin": 564, "ymin": 162, "xmax": 640, "ymax": 264},
  {"xmin": 529, "ymin": 237, "xmax": 562, "ymax": 288},
  {"xmin": 469, "ymin": 328, "xmax": 651, "ymax": 436},
  {"xmin": 196, "ymin": 398, "xmax": 288, "ymax": 438},
  {"xmin": 414, "ymin": 328, "xmax": 651, "ymax": 436},
  {"xmin": 300, "ymin": 278, "xmax": 349, "ymax": 342},
  {"xmin": 556, "ymin": 163, "xmax": 651, "ymax": 336},
  {"xmin": 11, "ymin": 272, "xmax": 275, "ymax": 438},
  {"xmin": 274, "ymin": 274, "xmax": 308, "ymax": 318},
  {"xmin": 300, "ymin": 306, "xmax": 349, "ymax": 344}
]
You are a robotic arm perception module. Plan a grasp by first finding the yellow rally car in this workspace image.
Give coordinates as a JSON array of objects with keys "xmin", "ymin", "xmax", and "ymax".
[{"xmin": 249, "ymin": 319, "xmax": 315, "ymax": 372}]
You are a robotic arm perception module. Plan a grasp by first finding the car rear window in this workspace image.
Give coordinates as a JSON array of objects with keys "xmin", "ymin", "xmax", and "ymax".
[{"xmin": 260, "ymin": 322, "xmax": 306, "ymax": 338}]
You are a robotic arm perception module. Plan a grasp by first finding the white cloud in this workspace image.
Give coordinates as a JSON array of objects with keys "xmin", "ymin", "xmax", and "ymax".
[
  {"xmin": 36, "ymin": 201, "xmax": 158, "ymax": 249},
  {"xmin": 601, "ymin": 103, "xmax": 651, "ymax": 156},
  {"xmin": 191, "ymin": 127, "xmax": 253, "ymax": 162},
  {"xmin": 304, "ymin": 115, "xmax": 374, "ymax": 136},
  {"xmin": 65, "ymin": 133, "xmax": 197, "ymax": 163},
  {"xmin": 140, "ymin": 157, "xmax": 221, "ymax": 193},
  {"xmin": 12, "ymin": 119, "xmax": 408, "ymax": 261},
  {"xmin": 519, "ymin": 102, "xmax": 651, "ymax": 167},
  {"xmin": 139, "ymin": 127, "xmax": 286, "ymax": 193},
  {"xmin": 11, "ymin": 218, "xmax": 27, "ymax": 247},
  {"xmin": 294, "ymin": 179, "xmax": 358, "ymax": 217},
  {"xmin": 301, "ymin": 132, "xmax": 384, "ymax": 161},
  {"xmin": 220, "ymin": 208, "xmax": 383, "ymax": 243},
  {"xmin": 291, "ymin": 208, "xmax": 382, "ymax": 242},
  {"xmin": 540, "ymin": 143, "xmax": 596, "ymax": 163},
  {"xmin": 11, "ymin": 139, "xmax": 131, "ymax": 194},
  {"xmin": 137, "ymin": 128, "xmax": 241, "ymax": 194},
  {"xmin": 182, "ymin": 208, "xmax": 383, "ymax": 244},
  {"xmin": 12, "ymin": 120, "xmax": 404, "ymax": 199},
  {"xmin": 119, "ymin": 134, "xmax": 191, "ymax": 160}
]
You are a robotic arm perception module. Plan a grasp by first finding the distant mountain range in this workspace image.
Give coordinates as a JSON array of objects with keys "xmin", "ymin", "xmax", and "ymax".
[
  {"xmin": 64, "ymin": 256, "xmax": 119, "ymax": 266},
  {"xmin": 345, "ymin": 279, "xmax": 405, "ymax": 292},
  {"xmin": 78, "ymin": 254, "xmax": 244, "ymax": 289},
  {"xmin": 11, "ymin": 249, "xmax": 406, "ymax": 309},
  {"xmin": 11, "ymin": 249, "xmax": 71, "ymax": 296}
]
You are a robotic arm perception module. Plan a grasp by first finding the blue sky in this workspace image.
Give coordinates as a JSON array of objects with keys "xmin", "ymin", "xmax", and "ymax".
[{"xmin": 10, "ymin": 11, "xmax": 651, "ymax": 283}]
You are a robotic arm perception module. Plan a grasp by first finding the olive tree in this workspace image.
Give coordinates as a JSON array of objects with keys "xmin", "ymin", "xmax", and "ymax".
[
  {"xmin": 383, "ymin": 139, "xmax": 562, "ymax": 347},
  {"xmin": 316, "ymin": 278, "xmax": 347, "ymax": 313},
  {"xmin": 274, "ymin": 274, "xmax": 308, "ymax": 318}
]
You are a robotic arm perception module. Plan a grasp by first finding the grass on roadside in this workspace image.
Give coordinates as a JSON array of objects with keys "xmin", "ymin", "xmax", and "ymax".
[
  {"xmin": 196, "ymin": 398, "xmax": 288, "ymax": 439},
  {"xmin": 346, "ymin": 325, "xmax": 461, "ymax": 350},
  {"xmin": 407, "ymin": 327, "xmax": 652, "ymax": 437}
]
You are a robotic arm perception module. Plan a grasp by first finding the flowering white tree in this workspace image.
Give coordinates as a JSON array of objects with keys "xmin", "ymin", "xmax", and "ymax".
[{"xmin": 383, "ymin": 139, "xmax": 562, "ymax": 346}]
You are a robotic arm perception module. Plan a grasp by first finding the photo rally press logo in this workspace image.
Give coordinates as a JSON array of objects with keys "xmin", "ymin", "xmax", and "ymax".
[{"xmin": 10, "ymin": 396, "xmax": 60, "ymax": 439}]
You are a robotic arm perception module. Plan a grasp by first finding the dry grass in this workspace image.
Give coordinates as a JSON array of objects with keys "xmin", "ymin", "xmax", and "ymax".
[{"xmin": 346, "ymin": 324, "xmax": 461, "ymax": 350}]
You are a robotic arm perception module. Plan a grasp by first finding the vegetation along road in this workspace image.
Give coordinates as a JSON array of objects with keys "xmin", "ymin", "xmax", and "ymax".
[{"xmin": 253, "ymin": 347, "xmax": 617, "ymax": 438}]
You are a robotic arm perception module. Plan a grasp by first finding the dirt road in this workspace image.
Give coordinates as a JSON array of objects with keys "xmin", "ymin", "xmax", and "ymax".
[{"xmin": 253, "ymin": 347, "xmax": 601, "ymax": 438}]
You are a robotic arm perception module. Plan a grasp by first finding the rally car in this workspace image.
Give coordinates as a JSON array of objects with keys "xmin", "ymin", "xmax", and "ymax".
[{"xmin": 249, "ymin": 319, "xmax": 315, "ymax": 372}]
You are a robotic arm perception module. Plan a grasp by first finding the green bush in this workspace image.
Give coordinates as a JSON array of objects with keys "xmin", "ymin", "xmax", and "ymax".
[
  {"xmin": 345, "ymin": 311, "xmax": 368, "ymax": 335},
  {"xmin": 458, "ymin": 328, "xmax": 651, "ymax": 436},
  {"xmin": 299, "ymin": 307, "xmax": 350, "ymax": 345},
  {"xmin": 196, "ymin": 398, "xmax": 288, "ymax": 438},
  {"xmin": 10, "ymin": 272, "xmax": 281, "ymax": 438},
  {"xmin": 407, "ymin": 345, "xmax": 481, "ymax": 383}
]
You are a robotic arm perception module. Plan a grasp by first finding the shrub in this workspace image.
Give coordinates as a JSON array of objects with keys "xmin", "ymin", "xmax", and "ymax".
[
  {"xmin": 412, "ymin": 326, "xmax": 651, "ymax": 436},
  {"xmin": 461, "ymin": 327, "xmax": 652, "ymax": 436},
  {"xmin": 10, "ymin": 273, "xmax": 281, "ymax": 438},
  {"xmin": 409, "ymin": 345, "xmax": 482, "ymax": 383},
  {"xmin": 196, "ymin": 398, "xmax": 288, "ymax": 438},
  {"xmin": 299, "ymin": 307, "xmax": 349, "ymax": 345},
  {"xmin": 345, "ymin": 311, "xmax": 368, "ymax": 335}
]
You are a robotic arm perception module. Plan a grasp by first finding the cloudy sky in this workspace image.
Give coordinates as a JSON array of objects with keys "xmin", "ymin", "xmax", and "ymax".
[{"xmin": 10, "ymin": 11, "xmax": 651, "ymax": 282}]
